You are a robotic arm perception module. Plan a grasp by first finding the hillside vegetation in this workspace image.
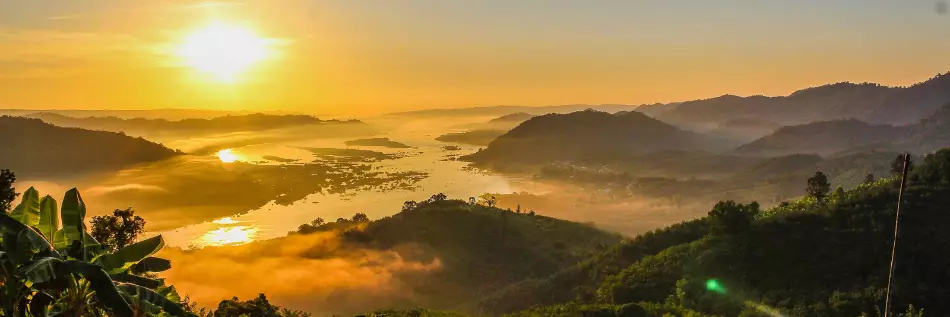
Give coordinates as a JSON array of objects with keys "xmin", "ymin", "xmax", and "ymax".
[
  {"xmin": 470, "ymin": 149, "xmax": 950, "ymax": 317},
  {"xmin": 736, "ymin": 103, "xmax": 950, "ymax": 156},
  {"xmin": 463, "ymin": 110, "xmax": 723, "ymax": 167},
  {"xmin": 0, "ymin": 116, "xmax": 181, "ymax": 177},
  {"xmin": 295, "ymin": 196, "xmax": 622, "ymax": 312}
]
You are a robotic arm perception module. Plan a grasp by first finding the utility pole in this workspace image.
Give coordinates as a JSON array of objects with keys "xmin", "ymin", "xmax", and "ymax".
[{"xmin": 884, "ymin": 153, "xmax": 910, "ymax": 317}]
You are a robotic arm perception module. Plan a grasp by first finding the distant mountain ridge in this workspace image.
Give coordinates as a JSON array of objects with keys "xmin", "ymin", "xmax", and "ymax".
[
  {"xmin": 25, "ymin": 112, "xmax": 362, "ymax": 135},
  {"xmin": 388, "ymin": 104, "xmax": 639, "ymax": 117},
  {"xmin": 488, "ymin": 112, "xmax": 535, "ymax": 123},
  {"xmin": 463, "ymin": 110, "xmax": 724, "ymax": 165},
  {"xmin": 736, "ymin": 103, "xmax": 950, "ymax": 156},
  {"xmin": 656, "ymin": 72, "xmax": 950, "ymax": 128},
  {"xmin": 0, "ymin": 116, "xmax": 181, "ymax": 177}
]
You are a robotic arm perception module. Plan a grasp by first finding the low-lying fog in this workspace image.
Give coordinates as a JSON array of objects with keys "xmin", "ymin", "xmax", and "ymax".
[{"xmin": 17, "ymin": 113, "xmax": 722, "ymax": 313}]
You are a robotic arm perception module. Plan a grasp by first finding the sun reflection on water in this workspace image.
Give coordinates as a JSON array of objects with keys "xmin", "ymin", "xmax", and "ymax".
[{"xmin": 199, "ymin": 225, "xmax": 259, "ymax": 246}]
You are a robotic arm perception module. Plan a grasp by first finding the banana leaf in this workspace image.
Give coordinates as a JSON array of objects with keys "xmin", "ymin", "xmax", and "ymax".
[
  {"xmin": 28, "ymin": 292, "xmax": 54, "ymax": 317},
  {"xmin": 37, "ymin": 195, "xmax": 59, "ymax": 242},
  {"xmin": 63, "ymin": 260, "xmax": 133, "ymax": 317},
  {"xmin": 117, "ymin": 283, "xmax": 188, "ymax": 317},
  {"xmin": 19, "ymin": 257, "xmax": 62, "ymax": 284},
  {"xmin": 110, "ymin": 273, "xmax": 163, "ymax": 289},
  {"xmin": 0, "ymin": 214, "xmax": 54, "ymax": 262},
  {"xmin": 59, "ymin": 188, "xmax": 86, "ymax": 249},
  {"xmin": 97, "ymin": 235, "xmax": 164, "ymax": 274},
  {"xmin": 130, "ymin": 256, "xmax": 172, "ymax": 274},
  {"xmin": 9, "ymin": 187, "xmax": 40, "ymax": 228}
]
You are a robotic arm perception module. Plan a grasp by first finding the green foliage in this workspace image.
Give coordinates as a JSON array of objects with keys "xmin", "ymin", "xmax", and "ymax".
[
  {"xmin": 212, "ymin": 294, "xmax": 310, "ymax": 317},
  {"xmin": 0, "ymin": 187, "xmax": 185, "ymax": 317},
  {"xmin": 891, "ymin": 154, "xmax": 913, "ymax": 176},
  {"xmin": 91, "ymin": 207, "xmax": 147, "ymax": 252},
  {"xmin": 0, "ymin": 170, "xmax": 15, "ymax": 214},
  {"xmin": 361, "ymin": 308, "xmax": 467, "ymax": 317},
  {"xmin": 805, "ymin": 171, "xmax": 830, "ymax": 202},
  {"xmin": 480, "ymin": 218, "xmax": 709, "ymax": 315},
  {"xmin": 707, "ymin": 201, "xmax": 759, "ymax": 235}
]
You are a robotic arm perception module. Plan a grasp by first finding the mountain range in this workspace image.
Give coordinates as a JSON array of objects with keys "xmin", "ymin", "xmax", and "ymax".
[
  {"xmin": 463, "ymin": 110, "xmax": 728, "ymax": 166},
  {"xmin": 0, "ymin": 116, "xmax": 181, "ymax": 177},
  {"xmin": 651, "ymin": 73, "xmax": 950, "ymax": 129},
  {"xmin": 737, "ymin": 103, "xmax": 950, "ymax": 156}
]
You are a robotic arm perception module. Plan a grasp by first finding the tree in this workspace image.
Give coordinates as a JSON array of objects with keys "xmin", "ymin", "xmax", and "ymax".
[
  {"xmin": 891, "ymin": 154, "xmax": 913, "ymax": 176},
  {"xmin": 806, "ymin": 171, "xmax": 831, "ymax": 203},
  {"xmin": 430, "ymin": 193, "xmax": 447, "ymax": 202},
  {"xmin": 310, "ymin": 217, "xmax": 325, "ymax": 226},
  {"xmin": 351, "ymin": 212, "xmax": 369, "ymax": 222},
  {"xmin": 213, "ymin": 294, "xmax": 310, "ymax": 317},
  {"xmin": 90, "ymin": 207, "xmax": 146, "ymax": 253},
  {"xmin": 0, "ymin": 169, "xmax": 16, "ymax": 213},
  {"xmin": 864, "ymin": 173, "xmax": 875, "ymax": 184},
  {"xmin": 1, "ymin": 187, "xmax": 185, "ymax": 317},
  {"xmin": 401, "ymin": 200, "xmax": 418, "ymax": 212},
  {"xmin": 708, "ymin": 200, "xmax": 759, "ymax": 235}
]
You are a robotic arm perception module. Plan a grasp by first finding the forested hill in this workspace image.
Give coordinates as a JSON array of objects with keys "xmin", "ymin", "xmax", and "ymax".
[
  {"xmin": 291, "ymin": 196, "xmax": 621, "ymax": 314},
  {"xmin": 0, "ymin": 116, "xmax": 181, "ymax": 177},
  {"xmin": 463, "ymin": 110, "xmax": 724, "ymax": 167},
  {"xmin": 655, "ymin": 72, "xmax": 950, "ymax": 128},
  {"xmin": 735, "ymin": 103, "xmax": 950, "ymax": 156},
  {"xmin": 25, "ymin": 112, "xmax": 363, "ymax": 135},
  {"xmin": 468, "ymin": 149, "xmax": 950, "ymax": 317}
]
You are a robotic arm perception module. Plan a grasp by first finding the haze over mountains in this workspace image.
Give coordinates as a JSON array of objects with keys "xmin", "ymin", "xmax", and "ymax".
[
  {"xmin": 27, "ymin": 112, "xmax": 363, "ymax": 136},
  {"xmin": 464, "ymin": 110, "xmax": 726, "ymax": 166},
  {"xmin": 737, "ymin": 103, "xmax": 950, "ymax": 156},
  {"xmin": 0, "ymin": 116, "xmax": 181, "ymax": 177},
  {"xmin": 651, "ymin": 73, "xmax": 950, "ymax": 129}
]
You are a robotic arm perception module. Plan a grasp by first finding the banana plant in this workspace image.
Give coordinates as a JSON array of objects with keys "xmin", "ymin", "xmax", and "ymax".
[{"xmin": 0, "ymin": 187, "xmax": 188, "ymax": 317}]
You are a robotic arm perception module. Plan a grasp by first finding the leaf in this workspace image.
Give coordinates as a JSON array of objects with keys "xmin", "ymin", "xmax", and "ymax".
[
  {"xmin": 0, "ymin": 213, "xmax": 54, "ymax": 261},
  {"xmin": 28, "ymin": 292, "xmax": 55, "ymax": 317},
  {"xmin": 96, "ymin": 235, "xmax": 165, "ymax": 274},
  {"xmin": 19, "ymin": 257, "xmax": 63, "ymax": 284},
  {"xmin": 10, "ymin": 187, "xmax": 41, "ymax": 228},
  {"xmin": 110, "ymin": 273, "xmax": 163, "ymax": 289},
  {"xmin": 60, "ymin": 188, "xmax": 86, "ymax": 248},
  {"xmin": 37, "ymin": 195, "xmax": 59, "ymax": 242},
  {"xmin": 63, "ymin": 260, "xmax": 133, "ymax": 317},
  {"xmin": 117, "ymin": 283, "xmax": 188, "ymax": 317},
  {"xmin": 130, "ymin": 256, "xmax": 172, "ymax": 274}
]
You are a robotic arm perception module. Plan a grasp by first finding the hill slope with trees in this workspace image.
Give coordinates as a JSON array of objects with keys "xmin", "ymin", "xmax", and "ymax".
[
  {"xmin": 656, "ymin": 72, "xmax": 950, "ymax": 128},
  {"xmin": 0, "ymin": 116, "xmax": 182, "ymax": 177},
  {"xmin": 736, "ymin": 103, "xmax": 950, "ymax": 156},
  {"xmin": 463, "ymin": 110, "xmax": 724, "ymax": 167}
]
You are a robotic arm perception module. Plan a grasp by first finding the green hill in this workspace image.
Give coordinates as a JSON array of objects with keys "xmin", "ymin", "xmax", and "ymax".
[
  {"xmin": 295, "ymin": 197, "xmax": 622, "ymax": 312},
  {"xmin": 477, "ymin": 148, "xmax": 950, "ymax": 317},
  {"xmin": 463, "ymin": 110, "xmax": 722, "ymax": 168},
  {"xmin": 0, "ymin": 116, "xmax": 182, "ymax": 177}
]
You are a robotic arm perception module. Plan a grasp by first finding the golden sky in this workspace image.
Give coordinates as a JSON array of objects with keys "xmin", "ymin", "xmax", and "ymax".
[{"xmin": 1, "ymin": 1, "xmax": 949, "ymax": 116}]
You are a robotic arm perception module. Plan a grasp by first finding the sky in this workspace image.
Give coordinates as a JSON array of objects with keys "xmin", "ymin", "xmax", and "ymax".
[{"xmin": 0, "ymin": 0, "xmax": 949, "ymax": 116}]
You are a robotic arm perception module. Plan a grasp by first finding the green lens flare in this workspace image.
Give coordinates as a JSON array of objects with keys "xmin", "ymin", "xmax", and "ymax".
[{"xmin": 706, "ymin": 279, "xmax": 727, "ymax": 294}]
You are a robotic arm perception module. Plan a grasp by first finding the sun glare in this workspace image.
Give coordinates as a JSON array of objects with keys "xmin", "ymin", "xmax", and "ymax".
[
  {"xmin": 216, "ymin": 148, "xmax": 241, "ymax": 163},
  {"xmin": 200, "ymin": 226, "xmax": 259, "ymax": 246},
  {"xmin": 177, "ymin": 22, "xmax": 270, "ymax": 82}
]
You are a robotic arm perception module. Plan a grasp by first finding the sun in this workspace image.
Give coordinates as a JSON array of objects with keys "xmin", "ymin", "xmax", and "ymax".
[
  {"xmin": 216, "ymin": 148, "xmax": 241, "ymax": 163},
  {"xmin": 177, "ymin": 22, "xmax": 270, "ymax": 82}
]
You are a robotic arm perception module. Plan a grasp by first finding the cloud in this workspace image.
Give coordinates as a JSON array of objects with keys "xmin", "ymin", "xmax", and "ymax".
[
  {"xmin": 0, "ymin": 27, "xmax": 157, "ymax": 78},
  {"xmin": 159, "ymin": 230, "xmax": 442, "ymax": 315},
  {"xmin": 85, "ymin": 184, "xmax": 168, "ymax": 196}
]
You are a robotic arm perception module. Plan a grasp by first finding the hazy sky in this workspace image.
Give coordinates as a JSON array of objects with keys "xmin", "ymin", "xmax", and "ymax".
[{"xmin": 1, "ymin": 0, "xmax": 948, "ymax": 115}]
